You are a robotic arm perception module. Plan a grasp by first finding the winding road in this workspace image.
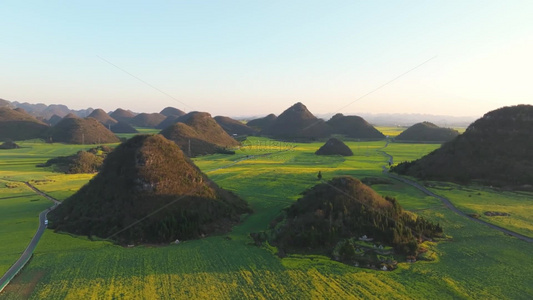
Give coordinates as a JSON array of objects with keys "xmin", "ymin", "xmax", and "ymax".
[
  {"xmin": 0, "ymin": 182, "xmax": 60, "ymax": 292},
  {"xmin": 380, "ymin": 141, "xmax": 533, "ymax": 243}
]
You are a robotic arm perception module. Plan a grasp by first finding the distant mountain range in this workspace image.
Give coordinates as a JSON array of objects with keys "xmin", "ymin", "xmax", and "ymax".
[
  {"xmin": 325, "ymin": 113, "xmax": 477, "ymax": 128},
  {"xmin": 238, "ymin": 113, "xmax": 477, "ymax": 128},
  {"xmin": 1, "ymin": 97, "xmax": 477, "ymax": 128}
]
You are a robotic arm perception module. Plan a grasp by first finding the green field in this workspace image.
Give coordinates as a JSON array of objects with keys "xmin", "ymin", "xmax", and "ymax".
[
  {"xmin": 427, "ymin": 183, "xmax": 533, "ymax": 238},
  {"xmin": 384, "ymin": 142, "xmax": 441, "ymax": 165},
  {"xmin": 1, "ymin": 137, "xmax": 532, "ymax": 299},
  {"xmin": 0, "ymin": 181, "xmax": 50, "ymax": 276},
  {"xmin": 375, "ymin": 126, "xmax": 407, "ymax": 138}
]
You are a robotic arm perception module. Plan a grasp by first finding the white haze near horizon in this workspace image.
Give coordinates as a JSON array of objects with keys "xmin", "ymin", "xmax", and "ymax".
[{"xmin": 1, "ymin": 1, "xmax": 532, "ymax": 117}]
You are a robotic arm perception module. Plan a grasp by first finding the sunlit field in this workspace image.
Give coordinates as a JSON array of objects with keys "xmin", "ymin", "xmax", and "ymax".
[
  {"xmin": 1, "ymin": 137, "xmax": 532, "ymax": 299},
  {"xmin": 375, "ymin": 126, "xmax": 407, "ymax": 138}
]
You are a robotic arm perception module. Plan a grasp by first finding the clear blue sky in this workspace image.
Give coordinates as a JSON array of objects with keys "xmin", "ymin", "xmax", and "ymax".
[{"xmin": 1, "ymin": 1, "xmax": 532, "ymax": 118}]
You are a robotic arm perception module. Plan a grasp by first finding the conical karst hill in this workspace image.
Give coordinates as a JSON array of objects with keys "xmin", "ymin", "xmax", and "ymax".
[
  {"xmin": 110, "ymin": 108, "xmax": 136, "ymax": 123},
  {"xmin": 214, "ymin": 116, "xmax": 258, "ymax": 136},
  {"xmin": 395, "ymin": 122, "xmax": 459, "ymax": 142},
  {"xmin": 315, "ymin": 138, "xmax": 353, "ymax": 156},
  {"xmin": 48, "ymin": 134, "xmax": 251, "ymax": 244},
  {"xmin": 156, "ymin": 115, "xmax": 180, "ymax": 129},
  {"xmin": 130, "ymin": 113, "xmax": 167, "ymax": 128},
  {"xmin": 160, "ymin": 106, "xmax": 186, "ymax": 117},
  {"xmin": 160, "ymin": 112, "xmax": 240, "ymax": 157},
  {"xmin": 110, "ymin": 121, "xmax": 139, "ymax": 134},
  {"xmin": 47, "ymin": 117, "xmax": 120, "ymax": 144},
  {"xmin": 261, "ymin": 103, "xmax": 331, "ymax": 139},
  {"xmin": 0, "ymin": 107, "xmax": 49, "ymax": 141},
  {"xmin": 47, "ymin": 114, "xmax": 63, "ymax": 126},
  {"xmin": 327, "ymin": 113, "xmax": 385, "ymax": 139},
  {"xmin": 392, "ymin": 105, "xmax": 533, "ymax": 188},
  {"xmin": 246, "ymin": 114, "xmax": 277, "ymax": 130},
  {"xmin": 88, "ymin": 109, "xmax": 118, "ymax": 126},
  {"xmin": 272, "ymin": 176, "xmax": 442, "ymax": 258}
]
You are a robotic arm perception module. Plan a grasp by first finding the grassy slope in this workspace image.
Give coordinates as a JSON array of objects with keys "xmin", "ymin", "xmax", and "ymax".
[{"xmin": 0, "ymin": 137, "xmax": 532, "ymax": 299}]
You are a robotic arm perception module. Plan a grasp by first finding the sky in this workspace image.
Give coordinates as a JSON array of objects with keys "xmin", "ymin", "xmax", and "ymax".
[{"xmin": 1, "ymin": 1, "xmax": 532, "ymax": 118}]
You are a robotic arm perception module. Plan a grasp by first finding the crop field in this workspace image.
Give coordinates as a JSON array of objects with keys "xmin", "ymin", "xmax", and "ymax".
[
  {"xmin": 384, "ymin": 142, "xmax": 441, "ymax": 165},
  {"xmin": 375, "ymin": 126, "xmax": 407, "ymax": 137},
  {"xmin": 0, "ymin": 180, "xmax": 50, "ymax": 275},
  {"xmin": 1, "ymin": 138, "xmax": 532, "ymax": 299},
  {"xmin": 115, "ymin": 128, "xmax": 160, "ymax": 140},
  {"xmin": 427, "ymin": 183, "xmax": 533, "ymax": 238},
  {"xmin": 382, "ymin": 141, "xmax": 533, "ymax": 238}
]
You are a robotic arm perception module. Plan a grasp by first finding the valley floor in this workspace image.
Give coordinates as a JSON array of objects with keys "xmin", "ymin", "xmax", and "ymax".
[{"xmin": 0, "ymin": 138, "xmax": 532, "ymax": 299}]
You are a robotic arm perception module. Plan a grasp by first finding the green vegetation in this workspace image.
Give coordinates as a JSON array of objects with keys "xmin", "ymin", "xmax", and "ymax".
[
  {"xmin": 0, "ymin": 107, "xmax": 48, "ymax": 141},
  {"xmin": 130, "ymin": 112, "xmax": 166, "ymax": 128},
  {"xmin": 315, "ymin": 138, "xmax": 353, "ymax": 156},
  {"xmin": 375, "ymin": 126, "xmax": 406, "ymax": 138},
  {"xmin": 384, "ymin": 143, "xmax": 441, "ymax": 165},
  {"xmin": 246, "ymin": 113, "xmax": 277, "ymax": 130},
  {"xmin": 46, "ymin": 117, "xmax": 120, "ymax": 144},
  {"xmin": 38, "ymin": 145, "xmax": 113, "ymax": 174},
  {"xmin": 161, "ymin": 112, "xmax": 240, "ymax": 157},
  {"xmin": 87, "ymin": 108, "xmax": 117, "ymax": 126},
  {"xmin": 0, "ymin": 136, "xmax": 532, "ymax": 299},
  {"xmin": 395, "ymin": 122, "xmax": 459, "ymax": 142},
  {"xmin": 392, "ymin": 105, "xmax": 533, "ymax": 188},
  {"xmin": 426, "ymin": 182, "xmax": 533, "ymax": 238},
  {"xmin": 49, "ymin": 135, "xmax": 251, "ymax": 244},
  {"xmin": 269, "ymin": 176, "xmax": 442, "ymax": 267},
  {"xmin": 214, "ymin": 116, "xmax": 257, "ymax": 136},
  {"xmin": 327, "ymin": 113, "xmax": 385, "ymax": 139},
  {"xmin": 0, "ymin": 181, "xmax": 50, "ymax": 275},
  {"xmin": 261, "ymin": 102, "xmax": 331, "ymax": 139}
]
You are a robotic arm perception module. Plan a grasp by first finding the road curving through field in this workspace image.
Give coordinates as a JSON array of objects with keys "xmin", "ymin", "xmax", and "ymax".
[
  {"xmin": 380, "ymin": 141, "xmax": 533, "ymax": 243},
  {"xmin": 0, "ymin": 182, "xmax": 61, "ymax": 293}
]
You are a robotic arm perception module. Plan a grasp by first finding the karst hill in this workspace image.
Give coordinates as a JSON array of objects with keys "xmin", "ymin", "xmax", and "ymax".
[
  {"xmin": 130, "ymin": 113, "xmax": 167, "ymax": 128},
  {"xmin": 327, "ymin": 113, "xmax": 385, "ymax": 139},
  {"xmin": 315, "ymin": 138, "xmax": 353, "ymax": 156},
  {"xmin": 160, "ymin": 112, "xmax": 240, "ymax": 157},
  {"xmin": 88, "ymin": 109, "xmax": 118, "ymax": 126},
  {"xmin": 261, "ymin": 102, "xmax": 331, "ymax": 140},
  {"xmin": 0, "ymin": 107, "xmax": 49, "ymax": 141},
  {"xmin": 110, "ymin": 108, "xmax": 136, "ymax": 123},
  {"xmin": 46, "ymin": 117, "xmax": 120, "ymax": 144},
  {"xmin": 392, "ymin": 105, "xmax": 533, "ymax": 188},
  {"xmin": 271, "ymin": 176, "xmax": 442, "ymax": 259},
  {"xmin": 48, "ymin": 134, "xmax": 251, "ymax": 244},
  {"xmin": 246, "ymin": 114, "xmax": 277, "ymax": 130},
  {"xmin": 395, "ymin": 122, "xmax": 459, "ymax": 142},
  {"xmin": 160, "ymin": 106, "xmax": 186, "ymax": 117},
  {"xmin": 214, "ymin": 116, "xmax": 257, "ymax": 136}
]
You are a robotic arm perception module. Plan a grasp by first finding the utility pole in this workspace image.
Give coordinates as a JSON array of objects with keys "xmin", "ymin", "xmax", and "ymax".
[
  {"xmin": 188, "ymin": 139, "xmax": 191, "ymax": 157},
  {"xmin": 82, "ymin": 133, "xmax": 84, "ymax": 145}
]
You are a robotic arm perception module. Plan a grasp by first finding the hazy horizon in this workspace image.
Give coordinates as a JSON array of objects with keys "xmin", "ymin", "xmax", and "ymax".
[{"xmin": 1, "ymin": 1, "xmax": 532, "ymax": 117}]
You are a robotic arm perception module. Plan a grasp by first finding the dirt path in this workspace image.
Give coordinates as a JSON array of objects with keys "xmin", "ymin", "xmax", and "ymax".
[
  {"xmin": 0, "ymin": 182, "xmax": 60, "ymax": 293},
  {"xmin": 380, "ymin": 142, "xmax": 533, "ymax": 243}
]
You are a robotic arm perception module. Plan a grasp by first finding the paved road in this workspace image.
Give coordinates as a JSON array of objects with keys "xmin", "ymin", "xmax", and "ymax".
[
  {"xmin": 0, "ymin": 182, "xmax": 60, "ymax": 292},
  {"xmin": 380, "ymin": 145, "xmax": 533, "ymax": 243}
]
